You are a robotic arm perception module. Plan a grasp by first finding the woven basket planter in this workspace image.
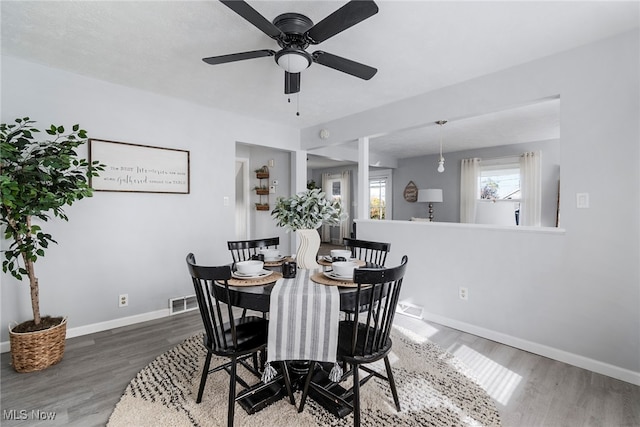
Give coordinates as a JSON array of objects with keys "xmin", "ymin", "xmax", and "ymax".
[{"xmin": 9, "ymin": 317, "xmax": 67, "ymax": 373}]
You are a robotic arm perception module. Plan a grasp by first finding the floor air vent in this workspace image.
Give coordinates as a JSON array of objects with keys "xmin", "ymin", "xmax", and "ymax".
[
  {"xmin": 169, "ymin": 295, "xmax": 198, "ymax": 315},
  {"xmin": 396, "ymin": 301, "xmax": 424, "ymax": 319}
]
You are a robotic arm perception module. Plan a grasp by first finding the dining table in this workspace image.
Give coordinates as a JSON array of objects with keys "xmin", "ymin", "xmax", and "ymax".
[
  {"xmin": 221, "ymin": 262, "xmax": 368, "ymax": 313},
  {"xmin": 214, "ymin": 257, "xmax": 378, "ymax": 418}
]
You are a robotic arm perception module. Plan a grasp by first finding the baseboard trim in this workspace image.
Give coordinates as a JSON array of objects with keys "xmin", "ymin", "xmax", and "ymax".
[
  {"xmin": 422, "ymin": 311, "xmax": 640, "ymax": 386},
  {"xmin": 0, "ymin": 309, "xmax": 170, "ymax": 354}
]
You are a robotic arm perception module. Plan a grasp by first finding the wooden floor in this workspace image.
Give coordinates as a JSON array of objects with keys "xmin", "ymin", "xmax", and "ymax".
[{"xmin": 1, "ymin": 311, "xmax": 639, "ymax": 427}]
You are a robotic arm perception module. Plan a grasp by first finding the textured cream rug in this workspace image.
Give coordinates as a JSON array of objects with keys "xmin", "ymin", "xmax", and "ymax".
[{"xmin": 108, "ymin": 326, "xmax": 501, "ymax": 426}]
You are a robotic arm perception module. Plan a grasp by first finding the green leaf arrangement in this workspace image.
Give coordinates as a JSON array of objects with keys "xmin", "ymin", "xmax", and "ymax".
[
  {"xmin": 271, "ymin": 188, "xmax": 346, "ymax": 232},
  {"xmin": 1, "ymin": 117, "xmax": 105, "ymax": 327}
]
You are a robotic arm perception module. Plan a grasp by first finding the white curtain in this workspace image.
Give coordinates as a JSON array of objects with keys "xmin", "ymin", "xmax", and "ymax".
[
  {"xmin": 520, "ymin": 151, "xmax": 541, "ymax": 226},
  {"xmin": 460, "ymin": 158, "xmax": 481, "ymax": 223},
  {"xmin": 321, "ymin": 173, "xmax": 331, "ymax": 242},
  {"xmin": 339, "ymin": 170, "xmax": 350, "ymax": 239}
]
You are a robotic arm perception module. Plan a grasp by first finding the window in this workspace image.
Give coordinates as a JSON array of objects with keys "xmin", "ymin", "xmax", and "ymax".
[
  {"xmin": 330, "ymin": 179, "xmax": 342, "ymax": 202},
  {"xmin": 322, "ymin": 172, "xmax": 351, "ymax": 244},
  {"xmin": 477, "ymin": 158, "xmax": 520, "ymax": 225},
  {"xmin": 479, "ymin": 162, "xmax": 521, "ymax": 200},
  {"xmin": 369, "ymin": 178, "xmax": 386, "ymax": 219},
  {"xmin": 369, "ymin": 169, "xmax": 392, "ymax": 220}
]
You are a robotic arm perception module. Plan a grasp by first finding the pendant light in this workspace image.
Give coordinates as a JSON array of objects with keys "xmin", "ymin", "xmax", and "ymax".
[{"xmin": 436, "ymin": 120, "xmax": 447, "ymax": 173}]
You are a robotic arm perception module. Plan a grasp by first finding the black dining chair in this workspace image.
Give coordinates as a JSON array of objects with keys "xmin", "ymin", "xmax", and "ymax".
[
  {"xmin": 227, "ymin": 237, "xmax": 280, "ymax": 318},
  {"xmin": 343, "ymin": 237, "xmax": 391, "ymax": 266},
  {"xmin": 186, "ymin": 253, "xmax": 295, "ymax": 427},
  {"xmin": 297, "ymin": 255, "xmax": 409, "ymax": 427},
  {"xmin": 227, "ymin": 237, "xmax": 280, "ymax": 263}
]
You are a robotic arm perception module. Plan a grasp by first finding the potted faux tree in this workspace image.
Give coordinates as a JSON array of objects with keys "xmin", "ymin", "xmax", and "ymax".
[
  {"xmin": 1, "ymin": 117, "xmax": 104, "ymax": 372},
  {"xmin": 271, "ymin": 188, "xmax": 346, "ymax": 269}
]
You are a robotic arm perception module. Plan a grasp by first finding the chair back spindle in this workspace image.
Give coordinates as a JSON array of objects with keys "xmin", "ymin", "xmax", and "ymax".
[
  {"xmin": 343, "ymin": 238, "xmax": 391, "ymax": 266},
  {"xmin": 227, "ymin": 237, "xmax": 280, "ymax": 263}
]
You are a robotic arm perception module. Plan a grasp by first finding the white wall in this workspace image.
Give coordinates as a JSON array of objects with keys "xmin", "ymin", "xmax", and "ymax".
[
  {"xmin": 1, "ymin": 56, "xmax": 299, "ymax": 343},
  {"xmin": 312, "ymin": 30, "xmax": 640, "ymax": 383}
]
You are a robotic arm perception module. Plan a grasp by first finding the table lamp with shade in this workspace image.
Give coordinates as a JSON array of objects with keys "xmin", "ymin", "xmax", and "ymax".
[{"xmin": 417, "ymin": 189, "xmax": 443, "ymax": 221}]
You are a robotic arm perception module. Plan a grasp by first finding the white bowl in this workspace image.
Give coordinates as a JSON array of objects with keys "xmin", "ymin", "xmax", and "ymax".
[
  {"xmin": 259, "ymin": 248, "xmax": 280, "ymax": 261},
  {"xmin": 330, "ymin": 249, "xmax": 352, "ymax": 260},
  {"xmin": 235, "ymin": 260, "xmax": 264, "ymax": 275},
  {"xmin": 332, "ymin": 261, "xmax": 357, "ymax": 278}
]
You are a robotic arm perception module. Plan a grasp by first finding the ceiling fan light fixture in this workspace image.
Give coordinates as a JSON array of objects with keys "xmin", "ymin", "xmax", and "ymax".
[{"xmin": 276, "ymin": 48, "xmax": 312, "ymax": 73}]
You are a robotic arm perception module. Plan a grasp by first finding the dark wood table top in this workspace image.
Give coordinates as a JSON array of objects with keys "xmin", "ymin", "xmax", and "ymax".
[{"xmin": 215, "ymin": 267, "xmax": 371, "ymax": 312}]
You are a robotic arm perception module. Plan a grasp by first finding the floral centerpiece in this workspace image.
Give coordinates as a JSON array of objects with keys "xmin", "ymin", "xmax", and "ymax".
[{"xmin": 271, "ymin": 188, "xmax": 346, "ymax": 268}]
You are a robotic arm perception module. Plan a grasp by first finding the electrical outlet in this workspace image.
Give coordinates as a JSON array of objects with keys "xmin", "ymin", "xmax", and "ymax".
[
  {"xmin": 119, "ymin": 294, "xmax": 129, "ymax": 308},
  {"xmin": 458, "ymin": 287, "xmax": 468, "ymax": 301}
]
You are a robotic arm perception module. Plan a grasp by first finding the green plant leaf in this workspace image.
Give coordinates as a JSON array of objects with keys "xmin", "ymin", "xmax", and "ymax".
[{"xmin": 1, "ymin": 117, "xmax": 105, "ymax": 315}]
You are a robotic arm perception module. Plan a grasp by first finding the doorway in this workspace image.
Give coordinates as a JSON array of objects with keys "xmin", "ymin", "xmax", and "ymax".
[{"xmin": 235, "ymin": 158, "xmax": 250, "ymax": 239}]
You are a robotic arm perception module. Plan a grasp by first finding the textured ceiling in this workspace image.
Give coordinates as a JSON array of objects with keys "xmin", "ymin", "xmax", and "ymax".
[{"xmin": 2, "ymin": 1, "xmax": 638, "ymax": 163}]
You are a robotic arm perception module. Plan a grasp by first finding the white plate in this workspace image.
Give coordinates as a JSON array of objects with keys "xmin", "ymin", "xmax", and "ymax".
[
  {"xmin": 323, "ymin": 271, "xmax": 353, "ymax": 281},
  {"xmin": 232, "ymin": 269, "xmax": 273, "ymax": 279},
  {"xmin": 264, "ymin": 256, "xmax": 285, "ymax": 262}
]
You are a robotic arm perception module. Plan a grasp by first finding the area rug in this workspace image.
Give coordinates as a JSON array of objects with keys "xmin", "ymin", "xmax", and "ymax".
[{"xmin": 107, "ymin": 326, "xmax": 501, "ymax": 426}]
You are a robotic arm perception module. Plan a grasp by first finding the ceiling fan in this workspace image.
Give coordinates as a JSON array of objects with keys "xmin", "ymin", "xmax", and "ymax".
[{"xmin": 203, "ymin": 0, "xmax": 379, "ymax": 95}]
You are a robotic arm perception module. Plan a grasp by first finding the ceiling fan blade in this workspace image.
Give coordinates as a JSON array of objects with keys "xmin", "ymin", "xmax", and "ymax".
[
  {"xmin": 285, "ymin": 72, "xmax": 300, "ymax": 94},
  {"xmin": 312, "ymin": 51, "xmax": 377, "ymax": 80},
  {"xmin": 306, "ymin": 0, "xmax": 378, "ymax": 44},
  {"xmin": 220, "ymin": 0, "xmax": 284, "ymax": 39},
  {"xmin": 203, "ymin": 49, "xmax": 275, "ymax": 65}
]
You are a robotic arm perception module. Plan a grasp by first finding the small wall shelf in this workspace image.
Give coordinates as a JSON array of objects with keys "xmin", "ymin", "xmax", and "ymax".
[{"xmin": 255, "ymin": 166, "xmax": 270, "ymax": 211}]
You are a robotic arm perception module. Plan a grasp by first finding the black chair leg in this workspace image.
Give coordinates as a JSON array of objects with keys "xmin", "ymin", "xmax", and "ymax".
[
  {"xmin": 384, "ymin": 355, "xmax": 401, "ymax": 412},
  {"xmin": 353, "ymin": 364, "xmax": 361, "ymax": 427},
  {"xmin": 281, "ymin": 361, "xmax": 296, "ymax": 405},
  {"xmin": 298, "ymin": 361, "xmax": 317, "ymax": 413},
  {"xmin": 252, "ymin": 352, "xmax": 258, "ymax": 373},
  {"xmin": 228, "ymin": 357, "xmax": 237, "ymax": 427},
  {"xmin": 197, "ymin": 352, "xmax": 213, "ymax": 403}
]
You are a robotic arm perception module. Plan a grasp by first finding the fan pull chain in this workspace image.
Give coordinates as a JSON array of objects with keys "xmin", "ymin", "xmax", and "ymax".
[{"xmin": 285, "ymin": 94, "xmax": 300, "ymax": 116}]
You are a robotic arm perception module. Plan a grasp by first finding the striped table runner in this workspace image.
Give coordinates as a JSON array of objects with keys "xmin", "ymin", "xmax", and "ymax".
[{"xmin": 262, "ymin": 268, "xmax": 342, "ymax": 382}]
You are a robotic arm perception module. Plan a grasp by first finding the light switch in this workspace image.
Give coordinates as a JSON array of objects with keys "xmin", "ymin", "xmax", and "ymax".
[
  {"xmin": 269, "ymin": 185, "xmax": 276, "ymax": 194},
  {"xmin": 576, "ymin": 193, "xmax": 589, "ymax": 209},
  {"xmin": 223, "ymin": 196, "xmax": 229, "ymax": 206},
  {"xmin": 272, "ymin": 180, "xmax": 279, "ymax": 186}
]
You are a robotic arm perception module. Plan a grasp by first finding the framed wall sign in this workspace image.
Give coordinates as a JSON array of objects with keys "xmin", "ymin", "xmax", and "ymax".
[{"xmin": 89, "ymin": 139, "xmax": 190, "ymax": 194}]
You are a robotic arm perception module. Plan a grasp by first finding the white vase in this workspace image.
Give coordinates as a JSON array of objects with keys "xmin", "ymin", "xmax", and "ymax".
[{"xmin": 295, "ymin": 228, "xmax": 321, "ymax": 270}]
